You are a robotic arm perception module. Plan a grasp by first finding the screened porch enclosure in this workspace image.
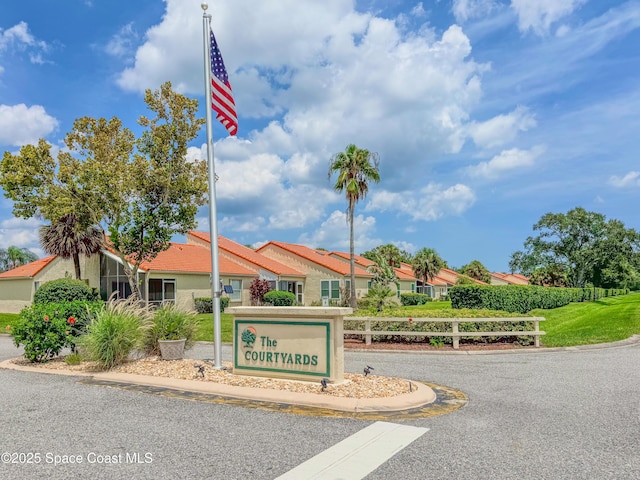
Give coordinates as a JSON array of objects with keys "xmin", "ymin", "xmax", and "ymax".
[{"xmin": 100, "ymin": 253, "xmax": 178, "ymax": 304}]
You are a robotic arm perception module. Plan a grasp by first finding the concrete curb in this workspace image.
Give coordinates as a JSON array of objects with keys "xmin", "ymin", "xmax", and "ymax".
[{"xmin": 0, "ymin": 358, "xmax": 436, "ymax": 414}]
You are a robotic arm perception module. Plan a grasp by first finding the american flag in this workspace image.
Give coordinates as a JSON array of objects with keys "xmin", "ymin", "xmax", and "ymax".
[{"xmin": 210, "ymin": 29, "xmax": 237, "ymax": 136}]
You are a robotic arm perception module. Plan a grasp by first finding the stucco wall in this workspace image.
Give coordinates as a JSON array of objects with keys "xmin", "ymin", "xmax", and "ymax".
[
  {"xmin": 37, "ymin": 255, "xmax": 100, "ymax": 289},
  {"xmin": 0, "ymin": 278, "xmax": 32, "ymax": 313}
]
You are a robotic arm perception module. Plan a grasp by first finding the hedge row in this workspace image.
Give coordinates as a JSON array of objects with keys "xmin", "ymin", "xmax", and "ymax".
[
  {"xmin": 450, "ymin": 285, "xmax": 629, "ymax": 314},
  {"xmin": 400, "ymin": 293, "xmax": 432, "ymax": 306}
]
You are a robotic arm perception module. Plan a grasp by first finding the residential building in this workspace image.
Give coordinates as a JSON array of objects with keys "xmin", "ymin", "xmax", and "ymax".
[{"xmin": 256, "ymin": 241, "xmax": 373, "ymax": 304}]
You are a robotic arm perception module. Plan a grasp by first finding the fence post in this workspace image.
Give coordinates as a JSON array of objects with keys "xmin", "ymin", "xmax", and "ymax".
[
  {"xmin": 452, "ymin": 320, "xmax": 459, "ymax": 349},
  {"xmin": 534, "ymin": 319, "xmax": 540, "ymax": 348},
  {"xmin": 365, "ymin": 318, "xmax": 371, "ymax": 346}
]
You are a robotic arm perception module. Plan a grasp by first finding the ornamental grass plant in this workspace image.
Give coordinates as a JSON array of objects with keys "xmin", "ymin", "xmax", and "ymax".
[
  {"xmin": 143, "ymin": 303, "xmax": 198, "ymax": 356},
  {"xmin": 79, "ymin": 300, "xmax": 148, "ymax": 370}
]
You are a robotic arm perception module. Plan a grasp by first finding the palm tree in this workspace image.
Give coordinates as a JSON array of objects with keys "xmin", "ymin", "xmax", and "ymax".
[
  {"xmin": 0, "ymin": 246, "xmax": 38, "ymax": 271},
  {"xmin": 460, "ymin": 259, "xmax": 491, "ymax": 283},
  {"xmin": 329, "ymin": 144, "xmax": 380, "ymax": 308},
  {"xmin": 367, "ymin": 252, "xmax": 399, "ymax": 288},
  {"xmin": 39, "ymin": 213, "xmax": 104, "ymax": 280},
  {"xmin": 412, "ymin": 247, "xmax": 444, "ymax": 297}
]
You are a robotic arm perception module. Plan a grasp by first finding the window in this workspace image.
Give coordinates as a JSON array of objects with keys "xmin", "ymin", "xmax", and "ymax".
[
  {"xmin": 411, "ymin": 283, "xmax": 415, "ymax": 293},
  {"xmin": 148, "ymin": 279, "xmax": 175, "ymax": 306},
  {"xmin": 230, "ymin": 279, "xmax": 242, "ymax": 302},
  {"xmin": 321, "ymin": 280, "xmax": 340, "ymax": 299},
  {"xmin": 296, "ymin": 282, "xmax": 304, "ymax": 304},
  {"xmin": 34, "ymin": 281, "xmax": 40, "ymax": 291},
  {"xmin": 278, "ymin": 280, "xmax": 296, "ymax": 293}
]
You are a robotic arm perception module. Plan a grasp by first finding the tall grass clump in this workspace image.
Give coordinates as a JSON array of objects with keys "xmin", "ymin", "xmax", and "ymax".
[
  {"xmin": 79, "ymin": 300, "xmax": 148, "ymax": 370},
  {"xmin": 143, "ymin": 303, "xmax": 198, "ymax": 355}
]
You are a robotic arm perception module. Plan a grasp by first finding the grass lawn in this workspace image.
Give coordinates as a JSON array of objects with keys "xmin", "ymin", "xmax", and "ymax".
[
  {"xmin": 194, "ymin": 312, "xmax": 234, "ymax": 343},
  {"xmin": 0, "ymin": 313, "xmax": 19, "ymax": 333},
  {"xmin": 402, "ymin": 301, "xmax": 452, "ymax": 311},
  {"xmin": 533, "ymin": 293, "xmax": 640, "ymax": 347}
]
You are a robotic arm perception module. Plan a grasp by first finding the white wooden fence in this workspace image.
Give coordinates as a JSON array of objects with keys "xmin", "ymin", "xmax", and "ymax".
[{"xmin": 344, "ymin": 317, "xmax": 546, "ymax": 349}]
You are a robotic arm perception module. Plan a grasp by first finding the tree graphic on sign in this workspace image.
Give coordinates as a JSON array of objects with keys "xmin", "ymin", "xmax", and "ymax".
[{"xmin": 242, "ymin": 327, "xmax": 256, "ymax": 348}]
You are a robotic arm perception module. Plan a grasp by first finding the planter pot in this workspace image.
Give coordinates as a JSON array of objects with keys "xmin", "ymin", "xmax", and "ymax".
[{"xmin": 158, "ymin": 339, "xmax": 186, "ymax": 360}]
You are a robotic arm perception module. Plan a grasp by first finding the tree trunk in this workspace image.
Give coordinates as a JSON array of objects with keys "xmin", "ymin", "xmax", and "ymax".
[
  {"xmin": 72, "ymin": 253, "xmax": 82, "ymax": 280},
  {"xmin": 349, "ymin": 206, "xmax": 356, "ymax": 308},
  {"xmin": 118, "ymin": 254, "xmax": 143, "ymax": 301}
]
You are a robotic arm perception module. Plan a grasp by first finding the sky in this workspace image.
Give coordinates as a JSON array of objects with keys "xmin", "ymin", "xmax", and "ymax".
[{"xmin": 1, "ymin": 0, "xmax": 639, "ymax": 272}]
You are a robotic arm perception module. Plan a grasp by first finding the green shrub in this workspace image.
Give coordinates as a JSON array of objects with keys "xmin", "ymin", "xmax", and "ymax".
[
  {"xmin": 264, "ymin": 290, "xmax": 296, "ymax": 306},
  {"xmin": 79, "ymin": 301, "xmax": 146, "ymax": 370},
  {"xmin": 400, "ymin": 293, "xmax": 432, "ymax": 306},
  {"xmin": 143, "ymin": 304, "xmax": 198, "ymax": 355},
  {"xmin": 34, "ymin": 278, "xmax": 99, "ymax": 305},
  {"xmin": 194, "ymin": 297, "xmax": 229, "ymax": 314}
]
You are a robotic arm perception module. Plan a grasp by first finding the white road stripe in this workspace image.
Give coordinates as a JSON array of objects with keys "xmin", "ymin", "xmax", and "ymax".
[{"xmin": 275, "ymin": 421, "xmax": 428, "ymax": 480}]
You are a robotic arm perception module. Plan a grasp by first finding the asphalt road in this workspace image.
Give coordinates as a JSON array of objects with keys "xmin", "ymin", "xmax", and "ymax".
[{"xmin": 0, "ymin": 335, "xmax": 638, "ymax": 480}]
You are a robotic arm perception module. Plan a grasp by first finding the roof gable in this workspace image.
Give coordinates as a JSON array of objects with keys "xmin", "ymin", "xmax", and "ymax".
[
  {"xmin": 139, "ymin": 243, "xmax": 257, "ymax": 276},
  {"xmin": 258, "ymin": 241, "xmax": 372, "ymax": 276},
  {"xmin": 188, "ymin": 231, "xmax": 304, "ymax": 276},
  {"xmin": 0, "ymin": 256, "xmax": 57, "ymax": 279}
]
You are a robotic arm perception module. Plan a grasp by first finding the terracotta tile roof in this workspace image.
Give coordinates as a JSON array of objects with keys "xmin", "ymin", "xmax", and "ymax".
[
  {"xmin": 427, "ymin": 275, "xmax": 450, "ymax": 286},
  {"xmin": 394, "ymin": 266, "xmax": 417, "ymax": 281},
  {"xmin": 328, "ymin": 251, "xmax": 376, "ymax": 268},
  {"xmin": 491, "ymin": 272, "xmax": 529, "ymax": 285},
  {"xmin": 0, "ymin": 255, "xmax": 57, "ymax": 279},
  {"xmin": 138, "ymin": 243, "xmax": 257, "ymax": 276},
  {"xmin": 258, "ymin": 241, "xmax": 372, "ymax": 277},
  {"xmin": 188, "ymin": 231, "xmax": 304, "ymax": 276}
]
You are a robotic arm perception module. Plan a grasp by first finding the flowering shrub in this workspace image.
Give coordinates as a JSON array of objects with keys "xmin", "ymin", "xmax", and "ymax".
[{"xmin": 10, "ymin": 301, "xmax": 102, "ymax": 362}]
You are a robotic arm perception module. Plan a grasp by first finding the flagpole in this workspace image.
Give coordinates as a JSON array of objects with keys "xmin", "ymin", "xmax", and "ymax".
[{"xmin": 202, "ymin": 2, "xmax": 223, "ymax": 369}]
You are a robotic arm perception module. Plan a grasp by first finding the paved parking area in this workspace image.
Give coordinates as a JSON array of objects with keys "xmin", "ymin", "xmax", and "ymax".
[{"xmin": 1, "ymin": 335, "xmax": 639, "ymax": 479}]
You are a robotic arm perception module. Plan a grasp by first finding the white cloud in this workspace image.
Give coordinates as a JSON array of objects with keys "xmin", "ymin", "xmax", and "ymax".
[
  {"xmin": 367, "ymin": 183, "xmax": 476, "ymax": 221},
  {"xmin": 609, "ymin": 171, "xmax": 640, "ymax": 188},
  {"xmin": 117, "ymin": 0, "xmax": 488, "ymax": 168},
  {"xmin": 392, "ymin": 241, "xmax": 417, "ymax": 254},
  {"xmin": 468, "ymin": 106, "xmax": 536, "ymax": 149},
  {"xmin": 465, "ymin": 145, "xmax": 544, "ymax": 179},
  {"xmin": 511, "ymin": 0, "xmax": 587, "ymax": 35},
  {"xmin": 411, "ymin": 3, "xmax": 427, "ymax": 17},
  {"xmin": 190, "ymin": 139, "xmax": 337, "ymax": 233},
  {"xmin": 0, "ymin": 217, "xmax": 42, "ymax": 250},
  {"xmin": 0, "ymin": 104, "xmax": 59, "ymax": 146},
  {"xmin": 105, "ymin": 23, "xmax": 139, "ymax": 59},
  {"xmin": 0, "ymin": 21, "xmax": 49, "ymax": 63},
  {"xmin": 453, "ymin": 0, "xmax": 499, "ymax": 23},
  {"xmin": 298, "ymin": 210, "xmax": 380, "ymax": 252}
]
